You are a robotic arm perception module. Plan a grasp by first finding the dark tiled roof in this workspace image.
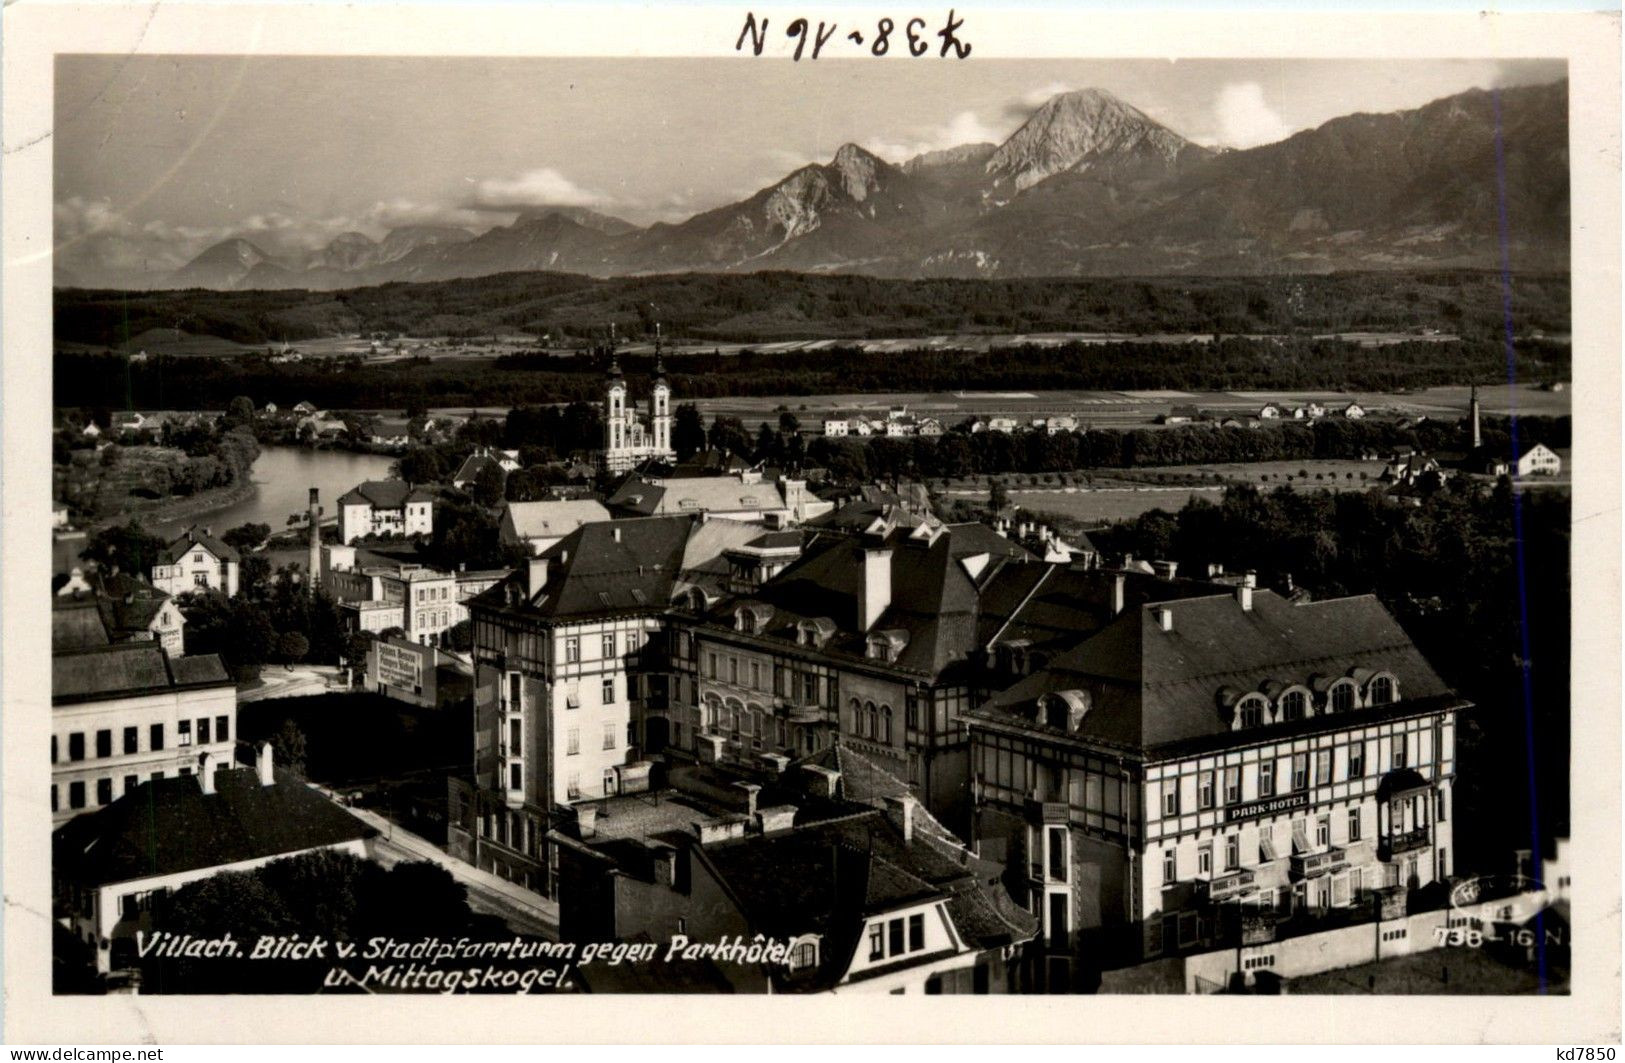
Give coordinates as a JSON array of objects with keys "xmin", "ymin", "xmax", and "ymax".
[
  {"xmin": 453, "ymin": 452, "xmax": 503, "ymax": 484},
  {"xmin": 160, "ymin": 525, "xmax": 239, "ymax": 564},
  {"xmin": 608, "ymin": 477, "xmax": 786, "ymax": 518},
  {"xmin": 337, "ymin": 480, "xmax": 436, "ymax": 510},
  {"xmin": 53, "ymin": 643, "xmax": 230, "ymax": 704},
  {"xmin": 476, "ymin": 515, "xmax": 697, "ymax": 621},
  {"xmin": 981, "ymin": 589, "xmax": 1456, "ymax": 754},
  {"xmin": 52, "ymin": 598, "xmax": 111, "ymax": 651},
  {"xmin": 942, "ymin": 522, "xmax": 1036, "ymax": 562},
  {"xmin": 54, "ymin": 768, "xmax": 376, "ymax": 886}
]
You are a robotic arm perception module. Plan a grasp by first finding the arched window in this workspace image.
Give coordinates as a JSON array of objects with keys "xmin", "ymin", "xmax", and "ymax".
[
  {"xmin": 1237, "ymin": 695, "xmax": 1267, "ymax": 729},
  {"xmin": 1368, "ymin": 675, "xmax": 1396, "ymax": 706},
  {"xmin": 1280, "ymin": 690, "xmax": 1307, "ymax": 722},
  {"xmin": 849, "ymin": 698, "xmax": 863, "ymax": 736},
  {"xmin": 866, "ymin": 701, "xmax": 878, "ymax": 740},
  {"xmin": 1330, "ymin": 681, "xmax": 1355, "ymax": 714},
  {"xmin": 702, "ymin": 697, "xmax": 719, "ymax": 732},
  {"xmin": 880, "ymin": 706, "xmax": 893, "ymax": 743}
]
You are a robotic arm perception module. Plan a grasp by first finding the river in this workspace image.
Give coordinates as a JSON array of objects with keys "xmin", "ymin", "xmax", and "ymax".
[{"xmin": 147, "ymin": 446, "xmax": 398, "ymax": 540}]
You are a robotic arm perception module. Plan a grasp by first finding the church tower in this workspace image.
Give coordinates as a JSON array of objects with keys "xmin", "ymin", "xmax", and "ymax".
[
  {"xmin": 650, "ymin": 324, "xmax": 672, "ymax": 457},
  {"xmin": 605, "ymin": 339, "xmax": 627, "ymax": 457}
]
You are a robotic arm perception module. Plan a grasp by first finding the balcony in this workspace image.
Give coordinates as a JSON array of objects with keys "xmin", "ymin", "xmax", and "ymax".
[
  {"xmin": 1289, "ymin": 847, "xmax": 1348, "ymax": 880},
  {"xmin": 1205, "ymin": 869, "xmax": 1256, "ymax": 902},
  {"xmin": 1380, "ymin": 827, "xmax": 1431, "ymax": 860},
  {"xmin": 774, "ymin": 695, "xmax": 828, "ymax": 725}
]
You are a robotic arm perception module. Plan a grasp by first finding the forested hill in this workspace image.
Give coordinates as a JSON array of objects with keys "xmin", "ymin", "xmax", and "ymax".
[{"xmin": 55, "ymin": 269, "xmax": 1570, "ymax": 349}]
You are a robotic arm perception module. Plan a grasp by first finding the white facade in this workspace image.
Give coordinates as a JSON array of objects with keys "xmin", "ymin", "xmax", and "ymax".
[
  {"xmin": 53, "ymin": 682, "xmax": 237, "ymax": 825},
  {"xmin": 152, "ymin": 543, "xmax": 238, "ymax": 598},
  {"xmin": 602, "ymin": 364, "xmax": 675, "ymax": 474},
  {"xmin": 338, "ymin": 493, "xmax": 434, "ymax": 544},
  {"xmin": 1515, "ymin": 443, "xmax": 1562, "ymax": 477},
  {"xmin": 823, "ymin": 419, "xmax": 850, "ymax": 437}
]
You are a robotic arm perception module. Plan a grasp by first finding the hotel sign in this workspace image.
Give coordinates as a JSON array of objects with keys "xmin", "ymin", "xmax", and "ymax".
[
  {"xmin": 1225, "ymin": 793, "xmax": 1309, "ymax": 822},
  {"xmin": 372, "ymin": 639, "xmax": 425, "ymax": 693}
]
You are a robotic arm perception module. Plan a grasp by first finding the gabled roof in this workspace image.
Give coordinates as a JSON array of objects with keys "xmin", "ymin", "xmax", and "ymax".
[
  {"xmin": 476, "ymin": 515, "xmax": 697, "ymax": 621},
  {"xmin": 980, "ymin": 589, "xmax": 1458, "ymax": 755},
  {"xmin": 608, "ymin": 476, "xmax": 786, "ymax": 517},
  {"xmin": 452, "ymin": 451, "xmax": 504, "ymax": 484},
  {"xmin": 54, "ymin": 767, "xmax": 376, "ymax": 887},
  {"xmin": 159, "ymin": 525, "xmax": 239, "ymax": 564},
  {"xmin": 336, "ymin": 480, "xmax": 436, "ymax": 509},
  {"xmin": 53, "ymin": 642, "xmax": 230, "ymax": 704},
  {"xmin": 501, "ymin": 499, "xmax": 612, "ymax": 540},
  {"xmin": 942, "ymin": 522, "xmax": 1037, "ymax": 562},
  {"xmin": 52, "ymin": 597, "xmax": 111, "ymax": 651}
]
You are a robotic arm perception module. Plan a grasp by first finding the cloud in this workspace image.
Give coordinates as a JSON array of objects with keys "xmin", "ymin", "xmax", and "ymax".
[
  {"xmin": 1210, "ymin": 82, "xmax": 1294, "ymax": 149},
  {"xmin": 1002, "ymin": 81, "xmax": 1079, "ymax": 120},
  {"xmin": 469, "ymin": 167, "xmax": 606, "ymax": 211},
  {"xmin": 866, "ymin": 109, "xmax": 1007, "ymax": 164}
]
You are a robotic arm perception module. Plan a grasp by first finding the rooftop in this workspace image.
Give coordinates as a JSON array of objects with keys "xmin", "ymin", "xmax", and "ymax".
[{"xmin": 53, "ymin": 642, "xmax": 231, "ymax": 704}]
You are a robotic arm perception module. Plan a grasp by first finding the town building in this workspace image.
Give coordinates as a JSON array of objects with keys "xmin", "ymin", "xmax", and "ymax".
[
  {"xmin": 367, "ymin": 635, "xmax": 474, "ymax": 708},
  {"xmin": 967, "ymin": 583, "xmax": 1467, "ymax": 988},
  {"xmin": 823, "ymin": 418, "xmax": 851, "ymax": 437},
  {"xmin": 52, "ymin": 641, "xmax": 238, "ymax": 825},
  {"xmin": 551, "ymin": 748, "xmax": 1036, "ymax": 993},
  {"xmin": 55, "ymin": 569, "xmax": 186, "ymax": 656},
  {"xmin": 336, "ymin": 480, "xmax": 436, "ymax": 544},
  {"xmin": 448, "ymin": 514, "xmax": 769, "ymax": 895},
  {"xmin": 53, "ymin": 745, "xmax": 376, "ymax": 974},
  {"xmin": 322, "ymin": 545, "xmax": 463, "ymax": 644},
  {"xmin": 452, "ymin": 447, "xmax": 522, "ymax": 491},
  {"xmin": 150, "ymin": 526, "xmax": 240, "ymax": 598},
  {"xmin": 601, "ymin": 348, "xmax": 674, "ymax": 474},
  {"xmin": 607, "ymin": 470, "xmax": 831, "ymax": 525},
  {"xmin": 1514, "ymin": 442, "xmax": 1563, "ymax": 477},
  {"xmin": 499, "ymin": 499, "xmax": 613, "ymax": 556}
]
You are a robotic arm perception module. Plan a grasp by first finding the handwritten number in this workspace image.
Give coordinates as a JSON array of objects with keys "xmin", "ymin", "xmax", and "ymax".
[
  {"xmin": 786, "ymin": 18, "xmax": 809, "ymax": 61},
  {"xmin": 937, "ymin": 8, "xmax": 970, "ymax": 58},
  {"xmin": 872, "ymin": 17, "xmax": 893, "ymax": 56},
  {"xmin": 906, "ymin": 18, "xmax": 928, "ymax": 56},
  {"xmin": 736, "ymin": 12, "xmax": 769, "ymax": 55}
]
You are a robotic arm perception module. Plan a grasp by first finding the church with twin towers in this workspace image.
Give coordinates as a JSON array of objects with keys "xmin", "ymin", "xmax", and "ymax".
[{"xmin": 601, "ymin": 328, "xmax": 676, "ymax": 474}]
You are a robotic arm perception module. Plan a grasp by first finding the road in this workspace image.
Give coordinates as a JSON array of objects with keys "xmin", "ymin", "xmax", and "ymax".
[
  {"xmin": 239, "ymin": 664, "xmax": 347, "ymax": 703},
  {"xmin": 339, "ymin": 799, "xmax": 560, "ymax": 939}
]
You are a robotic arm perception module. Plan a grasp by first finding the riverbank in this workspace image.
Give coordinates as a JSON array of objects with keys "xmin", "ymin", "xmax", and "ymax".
[{"xmin": 84, "ymin": 474, "xmax": 258, "ymax": 535}]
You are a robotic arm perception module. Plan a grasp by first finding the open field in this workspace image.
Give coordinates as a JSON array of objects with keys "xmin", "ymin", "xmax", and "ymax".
[
  {"xmin": 1288, "ymin": 945, "xmax": 1569, "ymax": 995},
  {"xmin": 1005, "ymin": 486, "xmax": 1226, "ymax": 523},
  {"xmin": 1129, "ymin": 459, "xmax": 1391, "ymax": 489}
]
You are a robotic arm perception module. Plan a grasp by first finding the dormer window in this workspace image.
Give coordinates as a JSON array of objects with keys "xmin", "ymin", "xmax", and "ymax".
[
  {"xmin": 1368, "ymin": 675, "xmax": 1398, "ymax": 706},
  {"xmin": 1236, "ymin": 694, "xmax": 1268, "ymax": 729},
  {"xmin": 1279, "ymin": 689, "xmax": 1308, "ymax": 722},
  {"xmin": 788, "ymin": 935, "xmax": 820, "ymax": 971},
  {"xmin": 1329, "ymin": 680, "xmax": 1356, "ymax": 714}
]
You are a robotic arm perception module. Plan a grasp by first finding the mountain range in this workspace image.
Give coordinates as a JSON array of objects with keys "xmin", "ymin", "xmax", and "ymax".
[{"xmin": 92, "ymin": 81, "xmax": 1568, "ymax": 291}]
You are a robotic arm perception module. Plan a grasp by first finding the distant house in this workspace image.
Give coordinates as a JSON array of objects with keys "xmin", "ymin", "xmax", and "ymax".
[
  {"xmin": 110, "ymin": 412, "xmax": 154, "ymax": 433},
  {"xmin": 987, "ymin": 417, "xmax": 1018, "ymax": 434},
  {"xmin": 884, "ymin": 419, "xmax": 913, "ymax": 437},
  {"xmin": 292, "ymin": 401, "xmax": 319, "ymax": 415},
  {"xmin": 53, "ymin": 748, "xmax": 376, "ymax": 974},
  {"xmin": 1046, "ymin": 416, "xmax": 1078, "ymax": 435},
  {"xmin": 150, "ymin": 526, "xmax": 240, "ymax": 598},
  {"xmin": 823, "ymin": 419, "xmax": 850, "ymax": 437},
  {"xmin": 297, "ymin": 414, "xmax": 348, "ymax": 438},
  {"xmin": 852, "ymin": 420, "xmax": 875, "ymax": 437},
  {"xmin": 262, "ymin": 402, "xmax": 279, "ymax": 415},
  {"xmin": 499, "ymin": 499, "xmax": 613, "ymax": 556},
  {"xmin": 967, "ymin": 419, "xmax": 987, "ymax": 434},
  {"xmin": 1339, "ymin": 402, "xmax": 1367, "ymax": 419},
  {"xmin": 337, "ymin": 480, "xmax": 436, "ymax": 544},
  {"xmin": 1515, "ymin": 443, "xmax": 1563, "ymax": 478},
  {"xmin": 55, "ymin": 569, "xmax": 187, "ymax": 657},
  {"xmin": 452, "ymin": 448, "xmax": 511, "ymax": 491},
  {"xmin": 917, "ymin": 418, "xmax": 945, "ymax": 437},
  {"xmin": 608, "ymin": 472, "xmax": 831, "ymax": 525},
  {"xmin": 80, "ymin": 421, "xmax": 101, "ymax": 439},
  {"xmin": 1258, "ymin": 404, "xmax": 1281, "ymax": 420}
]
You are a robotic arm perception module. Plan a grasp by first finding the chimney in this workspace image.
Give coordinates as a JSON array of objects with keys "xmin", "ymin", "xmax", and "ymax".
[
  {"xmin": 1207, "ymin": 562, "xmax": 1225, "ymax": 578},
  {"xmin": 199, "ymin": 751, "xmax": 215, "ymax": 794},
  {"xmin": 307, "ymin": 489, "xmax": 321, "ymax": 599},
  {"xmin": 650, "ymin": 843, "xmax": 678, "ymax": 886},
  {"xmin": 1242, "ymin": 570, "xmax": 1258, "ymax": 589},
  {"xmin": 731, "ymin": 781, "xmax": 762, "ymax": 818},
  {"xmin": 860, "ymin": 548, "xmax": 892, "ymax": 631},
  {"xmin": 1111, "ymin": 573, "xmax": 1127, "ymax": 617},
  {"xmin": 255, "ymin": 742, "xmax": 274, "ymax": 787},
  {"xmin": 575, "ymin": 804, "xmax": 598, "ymax": 839},
  {"xmin": 884, "ymin": 793, "xmax": 918, "ymax": 843},
  {"xmin": 526, "ymin": 557, "xmax": 549, "ymax": 596},
  {"xmin": 759, "ymin": 752, "xmax": 790, "ymax": 775},
  {"xmin": 800, "ymin": 763, "xmax": 841, "ymax": 800},
  {"xmin": 1237, "ymin": 584, "xmax": 1253, "ymax": 611},
  {"xmin": 1153, "ymin": 560, "xmax": 1179, "ymax": 581},
  {"xmin": 756, "ymin": 806, "xmax": 797, "ymax": 834},
  {"xmin": 1470, "ymin": 384, "xmax": 1482, "ymax": 450},
  {"xmin": 1156, "ymin": 606, "xmax": 1174, "ymax": 632}
]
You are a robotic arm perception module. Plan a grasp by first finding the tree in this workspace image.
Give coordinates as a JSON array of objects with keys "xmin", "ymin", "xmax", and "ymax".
[
  {"xmin": 397, "ymin": 447, "xmax": 444, "ymax": 485},
  {"xmin": 988, "ymin": 478, "xmax": 1010, "ymax": 514},
  {"xmin": 472, "ymin": 461, "xmax": 507, "ymax": 508},
  {"xmin": 271, "ymin": 719, "xmax": 308, "ymax": 776},
  {"xmin": 239, "ymin": 554, "xmax": 273, "ymax": 599},
  {"xmin": 224, "ymin": 395, "xmax": 256, "ymax": 428},
  {"xmin": 222, "ymin": 521, "xmax": 272, "ymax": 554},
  {"xmin": 81, "ymin": 520, "xmax": 167, "ymax": 576},
  {"xmin": 443, "ymin": 619, "xmax": 473, "ymax": 652},
  {"xmin": 672, "ymin": 403, "xmax": 706, "ymax": 461},
  {"xmin": 99, "ymin": 443, "xmax": 122, "ymax": 467},
  {"xmin": 277, "ymin": 631, "xmax": 310, "ymax": 665}
]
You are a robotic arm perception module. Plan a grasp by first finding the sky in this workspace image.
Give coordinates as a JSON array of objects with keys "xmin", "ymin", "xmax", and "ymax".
[{"xmin": 54, "ymin": 56, "xmax": 1566, "ymax": 277}]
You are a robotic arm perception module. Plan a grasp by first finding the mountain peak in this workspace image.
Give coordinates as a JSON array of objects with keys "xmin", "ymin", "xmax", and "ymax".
[
  {"xmin": 829, "ymin": 142, "xmax": 889, "ymax": 202},
  {"xmin": 986, "ymin": 87, "xmax": 1203, "ymax": 190}
]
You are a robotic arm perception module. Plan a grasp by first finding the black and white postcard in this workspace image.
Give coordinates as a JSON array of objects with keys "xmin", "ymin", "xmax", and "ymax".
[{"xmin": 2, "ymin": 2, "xmax": 1619, "ymax": 1045}]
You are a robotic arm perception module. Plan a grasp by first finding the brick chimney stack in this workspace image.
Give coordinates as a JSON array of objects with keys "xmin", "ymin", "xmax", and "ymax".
[{"xmin": 307, "ymin": 488, "xmax": 321, "ymax": 597}]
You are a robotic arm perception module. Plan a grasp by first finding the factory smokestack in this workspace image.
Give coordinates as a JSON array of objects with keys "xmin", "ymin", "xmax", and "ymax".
[
  {"xmin": 1469, "ymin": 385, "xmax": 1482, "ymax": 451},
  {"xmin": 307, "ymin": 488, "xmax": 321, "ymax": 597}
]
